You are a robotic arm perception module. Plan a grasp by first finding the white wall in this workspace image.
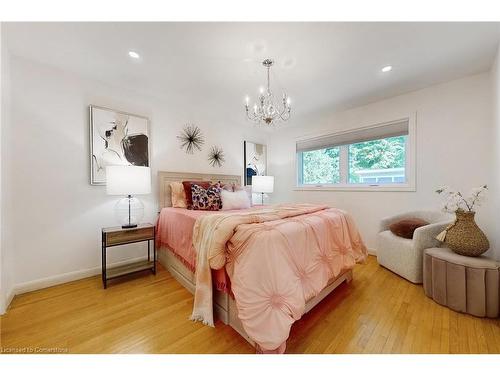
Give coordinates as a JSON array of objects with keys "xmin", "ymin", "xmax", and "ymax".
[
  {"xmin": 268, "ymin": 73, "xmax": 497, "ymax": 259},
  {"xmin": 1, "ymin": 24, "xmax": 14, "ymax": 314},
  {"xmin": 0, "ymin": 23, "xmax": 4, "ymax": 314},
  {"xmin": 3, "ymin": 54, "xmax": 266, "ymax": 297},
  {"xmin": 491, "ymin": 44, "xmax": 500, "ymax": 256}
]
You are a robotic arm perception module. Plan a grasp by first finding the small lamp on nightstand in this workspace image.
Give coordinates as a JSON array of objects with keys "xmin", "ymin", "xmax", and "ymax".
[
  {"xmin": 106, "ymin": 166, "xmax": 151, "ymax": 228},
  {"xmin": 252, "ymin": 175, "xmax": 274, "ymax": 205}
]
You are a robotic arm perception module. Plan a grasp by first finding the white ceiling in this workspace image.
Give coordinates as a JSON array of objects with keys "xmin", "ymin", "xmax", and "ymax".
[{"xmin": 4, "ymin": 22, "xmax": 500, "ymax": 119}]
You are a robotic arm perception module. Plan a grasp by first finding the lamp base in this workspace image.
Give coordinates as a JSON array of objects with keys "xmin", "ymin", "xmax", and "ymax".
[
  {"xmin": 121, "ymin": 224, "xmax": 138, "ymax": 229},
  {"xmin": 114, "ymin": 195, "xmax": 144, "ymax": 228}
]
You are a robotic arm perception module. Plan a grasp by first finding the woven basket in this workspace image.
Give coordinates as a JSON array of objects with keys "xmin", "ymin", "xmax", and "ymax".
[{"xmin": 445, "ymin": 210, "xmax": 489, "ymax": 257}]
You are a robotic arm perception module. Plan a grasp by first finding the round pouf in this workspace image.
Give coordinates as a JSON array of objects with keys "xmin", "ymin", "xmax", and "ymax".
[{"xmin": 423, "ymin": 247, "xmax": 500, "ymax": 318}]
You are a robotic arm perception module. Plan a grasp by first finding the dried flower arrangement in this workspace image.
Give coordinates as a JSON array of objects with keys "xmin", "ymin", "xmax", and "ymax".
[
  {"xmin": 435, "ymin": 185, "xmax": 489, "ymax": 255},
  {"xmin": 435, "ymin": 185, "xmax": 488, "ymax": 213}
]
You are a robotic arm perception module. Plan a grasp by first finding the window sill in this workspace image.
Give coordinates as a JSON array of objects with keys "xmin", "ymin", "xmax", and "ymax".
[{"xmin": 294, "ymin": 185, "xmax": 416, "ymax": 192}]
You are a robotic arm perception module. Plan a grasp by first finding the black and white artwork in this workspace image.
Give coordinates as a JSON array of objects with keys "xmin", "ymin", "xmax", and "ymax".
[
  {"xmin": 244, "ymin": 141, "xmax": 267, "ymax": 185},
  {"xmin": 90, "ymin": 105, "xmax": 149, "ymax": 185}
]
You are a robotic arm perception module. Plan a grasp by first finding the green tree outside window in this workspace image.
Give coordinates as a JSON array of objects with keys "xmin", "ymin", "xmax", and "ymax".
[
  {"xmin": 302, "ymin": 147, "xmax": 340, "ymax": 184},
  {"xmin": 348, "ymin": 136, "xmax": 406, "ymax": 183}
]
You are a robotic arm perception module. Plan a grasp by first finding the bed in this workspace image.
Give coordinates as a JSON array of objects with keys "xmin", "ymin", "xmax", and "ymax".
[{"xmin": 156, "ymin": 171, "xmax": 367, "ymax": 353}]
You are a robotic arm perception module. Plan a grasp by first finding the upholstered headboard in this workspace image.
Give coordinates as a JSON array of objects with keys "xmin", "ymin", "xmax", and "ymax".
[{"xmin": 158, "ymin": 171, "xmax": 242, "ymax": 208}]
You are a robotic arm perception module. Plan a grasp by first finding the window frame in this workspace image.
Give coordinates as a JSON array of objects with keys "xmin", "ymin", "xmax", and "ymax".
[{"xmin": 295, "ymin": 115, "xmax": 416, "ymax": 192}]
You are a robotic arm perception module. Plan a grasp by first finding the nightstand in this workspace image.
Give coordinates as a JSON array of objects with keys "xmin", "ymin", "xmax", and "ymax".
[{"xmin": 101, "ymin": 223, "xmax": 156, "ymax": 288}]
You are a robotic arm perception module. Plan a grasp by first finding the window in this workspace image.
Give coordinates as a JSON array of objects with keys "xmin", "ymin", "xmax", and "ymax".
[
  {"xmin": 296, "ymin": 118, "xmax": 415, "ymax": 190},
  {"xmin": 301, "ymin": 147, "xmax": 340, "ymax": 184},
  {"xmin": 348, "ymin": 135, "xmax": 406, "ymax": 184}
]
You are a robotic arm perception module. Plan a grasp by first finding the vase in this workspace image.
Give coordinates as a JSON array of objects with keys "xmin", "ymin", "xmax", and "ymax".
[{"xmin": 445, "ymin": 210, "xmax": 489, "ymax": 256}]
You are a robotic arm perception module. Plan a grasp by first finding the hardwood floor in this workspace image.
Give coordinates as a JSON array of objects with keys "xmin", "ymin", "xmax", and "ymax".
[{"xmin": 1, "ymin": 255, "xmax": 499, "ymax": 354}]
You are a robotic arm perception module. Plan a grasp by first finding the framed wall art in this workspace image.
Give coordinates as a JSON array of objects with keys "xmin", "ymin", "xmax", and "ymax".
[
  {"xmin": 89, "ymin": 105, "xmax": 150, "ymax": 185},
  {"xmin": 243, "ymin": 141, "xmax": 267, "ymax": 186}
]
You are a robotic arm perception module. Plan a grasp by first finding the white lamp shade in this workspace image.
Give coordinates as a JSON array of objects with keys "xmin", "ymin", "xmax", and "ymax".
[
  {"xmin": 106, "ymin": 166, "xmax": 151, "ymax": 195},
  {"xmin": 252, "ymin": 176, "xmax": 274, "ymax": 193}
]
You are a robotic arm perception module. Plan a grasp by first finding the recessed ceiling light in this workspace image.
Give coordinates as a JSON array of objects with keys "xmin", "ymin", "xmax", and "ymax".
[
  {"xmin": 128, "ymin": 51, "xmax": 140, "ymax": 59},
  {"xmin": 381, "ymin": 65, "xmax": 393, "ymax": 73}
]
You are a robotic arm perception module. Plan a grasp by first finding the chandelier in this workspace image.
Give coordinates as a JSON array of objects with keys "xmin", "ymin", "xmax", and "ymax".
[{"xmin": 245, "ymin": 59, "xmax": 291, "ymax": 125}]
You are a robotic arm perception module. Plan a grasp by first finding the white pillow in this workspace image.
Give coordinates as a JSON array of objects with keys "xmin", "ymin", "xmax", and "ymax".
[
  {"xmin": 221, "ymin": 189, "xmax": 251, "ymax": 211},
  {"xmin": 234, "ymin": 185, "xmax": 253, "ymax": 206}
]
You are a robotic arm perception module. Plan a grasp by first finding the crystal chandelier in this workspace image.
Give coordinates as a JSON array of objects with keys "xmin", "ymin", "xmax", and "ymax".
[{"xmin": 245, "ymin": 59, "xmax": 291, "ymax": 125}]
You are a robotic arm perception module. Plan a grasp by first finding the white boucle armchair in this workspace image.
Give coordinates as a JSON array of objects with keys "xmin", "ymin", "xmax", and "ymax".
[{"xmin": 377, "ymin": 210, "xmax": 453, "ymax": 284}]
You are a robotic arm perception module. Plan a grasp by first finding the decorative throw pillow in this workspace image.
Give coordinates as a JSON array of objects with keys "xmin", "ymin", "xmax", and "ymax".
[
  {"xmin": 191, "ymin": 183, "xmax": 222, "ymax": 211},
  {"xmin": 182, "ymin": 180, "xmax": 211, "ymax": 209},
  {"xmin": 221, "ymin": 189, "xmax": 251, "ymax": 210},
  {"xmin": 170, "ymin": 182, "xmax": 187, "ymax": 208},
  {"xmin": 389, "ymin": 218, "xmax": 430, "ymax": 239},
  {"xmin": 232, "ymin": 184, "xmax": 253, "ymax": 206}
]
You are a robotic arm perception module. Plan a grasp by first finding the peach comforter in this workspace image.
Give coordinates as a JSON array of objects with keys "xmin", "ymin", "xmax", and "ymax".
[{"xmin": 190, "ymin": 203, "xmax": 367, "ymax": 351}]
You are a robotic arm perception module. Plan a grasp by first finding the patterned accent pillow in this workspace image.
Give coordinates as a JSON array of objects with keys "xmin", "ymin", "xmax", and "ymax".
[
  {"xmin": 182, "ymin": 180, "xmax": 211, "ymax": 209},
  {"xmin": 191, "ymin": 183, "xmax": 222, "ymax": 211}
]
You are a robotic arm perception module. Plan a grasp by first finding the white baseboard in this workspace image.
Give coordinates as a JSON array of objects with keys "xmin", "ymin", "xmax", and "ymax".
[
  {"xmin": 368, "ymin": 248, "xmax": 377, "ymax": 256},
  {"xmin": 1, "ymin": 255, "xmax": 150, "ymax": 314},
  {"xmin": 0, "ymin": 287, "xmax": 15, "ymax": 316},
  {"xmin": 5, "ymin": 288, "xmax": 15, "ymax": 313}
]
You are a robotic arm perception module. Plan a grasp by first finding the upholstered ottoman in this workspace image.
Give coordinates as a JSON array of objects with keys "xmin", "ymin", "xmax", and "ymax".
[{"xmin": 423, "ymin": 247, "xmax": 500, "ymax": 318}]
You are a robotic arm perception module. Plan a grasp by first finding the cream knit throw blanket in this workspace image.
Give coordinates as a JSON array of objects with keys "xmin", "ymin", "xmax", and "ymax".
[{"xmin": 190, "ymin": 204, "xmax": 328, "ymax": 327}]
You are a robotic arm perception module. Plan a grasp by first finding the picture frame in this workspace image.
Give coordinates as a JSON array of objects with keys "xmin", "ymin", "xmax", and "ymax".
[
  {"xmin": 243, "ymin": 141, "xmax": 267, "ymax": 186},
  {"xmin": 89, "ymin": 105, "xmax": 150, "ymax": 185}
]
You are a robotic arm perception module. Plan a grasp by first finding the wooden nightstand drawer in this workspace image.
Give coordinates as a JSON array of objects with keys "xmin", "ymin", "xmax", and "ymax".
[
  {"xmin": 101, "ymin": 223, "xmax": 156, "ymax": 288},
  {"xmin": 104, "ymin": 226, "xmax": 154, "ymax": 246}
]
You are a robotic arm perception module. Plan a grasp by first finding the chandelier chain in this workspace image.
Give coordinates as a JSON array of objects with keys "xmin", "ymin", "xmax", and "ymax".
[{"xmin": 266, "ymin": 65, "xmax": 270, "ymax": 93}]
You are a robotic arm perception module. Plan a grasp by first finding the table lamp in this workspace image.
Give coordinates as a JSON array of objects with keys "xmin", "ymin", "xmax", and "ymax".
[
  {"xmin": 252, "ymin": 175, "xmax": 274, "ymax": 205},
  {"xmin": 106, "ymin": 166, "xmax": 151, "ymax": 228}
]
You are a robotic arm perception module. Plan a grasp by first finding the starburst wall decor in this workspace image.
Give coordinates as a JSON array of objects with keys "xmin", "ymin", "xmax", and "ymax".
[
  {"xmin": 208, "ymin": 146, "xmax": 225, "ymax": 168},
  {"xmin": 177, "ymin": 124, "xmax": 205, "ymax": 154}
]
